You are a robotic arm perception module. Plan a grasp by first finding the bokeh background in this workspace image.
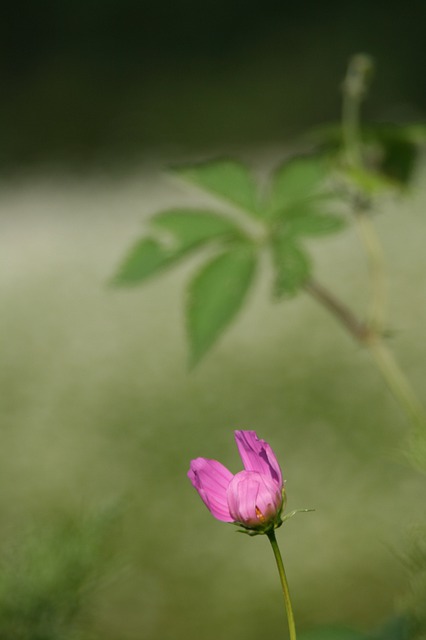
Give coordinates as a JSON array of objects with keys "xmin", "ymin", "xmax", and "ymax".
[{"xmin": 1, "ymin": 1, "xmax": 426, "ymax": 639}]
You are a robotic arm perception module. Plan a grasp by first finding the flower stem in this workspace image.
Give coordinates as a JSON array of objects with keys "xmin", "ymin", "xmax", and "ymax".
[{"xmin": 267, "ymin": 529, "xmax": 296, "ymax": 640}]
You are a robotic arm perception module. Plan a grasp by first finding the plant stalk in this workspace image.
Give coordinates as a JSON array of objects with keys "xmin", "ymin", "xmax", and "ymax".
[
  {"xmin": 353, "ymin": 208, "xmax": 387, "ymax": 334},
  {"xmin": 341, "ymin": 54, "xmax": 372, "ymax": 169},
  {"xmin": 267, "ymin": 529, "xmax": 297, "ymax": 640},
  {"xmin": 305, "ymin": 279, "xmax": 426, "ymax": 432}
]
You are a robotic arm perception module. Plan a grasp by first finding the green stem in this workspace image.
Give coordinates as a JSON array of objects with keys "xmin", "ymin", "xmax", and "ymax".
[
  {"xmin": 267, "ymin": 529, "xmax": 297, "ymax": 640},
  {"xmin": 367, "ymin": 337, "xmax": 426, "ymax": 432},
  {"xmin": 338, "ymin": 55, "xmax": 426, "ymax": 432},
  {"xmin": 354, "ymin": 209, "xmax": 387, "ymax": 334},
  {"xmin": 342, "ymin": 56, "xmax": 388, "ymax": 332},
  {"xmin": 305, "ymin": 279, "xmax": 426, "ymax": 433},
  {"xmin": 341, "ymin": 54, "xmax": 372, "ymax": 169}
]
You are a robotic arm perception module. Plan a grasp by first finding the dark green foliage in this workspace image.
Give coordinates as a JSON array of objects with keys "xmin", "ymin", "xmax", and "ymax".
[
  {"xmin": 310, "ymin": 124, "xmax": 426, "ymax": 187},
  {"xmin": 187, "ymin": 242, "xmax": 257, "ymax": 365}
]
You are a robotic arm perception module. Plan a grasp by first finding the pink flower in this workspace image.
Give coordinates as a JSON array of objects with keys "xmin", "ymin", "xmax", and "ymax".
[{"xmin": 188, "ymin": 431, "xmax": 285, "ymax": 532}]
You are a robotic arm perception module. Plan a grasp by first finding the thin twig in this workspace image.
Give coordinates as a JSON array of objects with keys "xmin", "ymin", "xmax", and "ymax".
[{"xmin": 304, "ymin": 278, "xmax": 372, "ymax": 343}]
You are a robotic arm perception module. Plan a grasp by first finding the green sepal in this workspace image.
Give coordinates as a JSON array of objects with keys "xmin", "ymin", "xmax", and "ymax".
[
  {"xmin": 281, "ymin": 508, "xmax": 315, "ymax": 524},
  {"xmin": 234, "ymin": 518, "xmax": 283, "ymax": 537}
]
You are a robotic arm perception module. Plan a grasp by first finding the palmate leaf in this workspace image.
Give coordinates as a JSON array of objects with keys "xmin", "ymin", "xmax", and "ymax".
[
  {"xmin": 269, "ymin": 156, "xmax": 329, "ymax": 215},
  {"xmin": 150, "ymin": 208, "xmax": 242, "ymax": 249},
  {"xmin": 112, "ymin": 209, "xmax": 243, "ymax": 286},
  {"xmin": 112, "ymin": 238, "xmax": 174, "ymax": 285},
  {"xmin": 275, "ymin": 201, "xmax": 346, "ymax": 236},
  {"xmin": 176, "ymin": 159, "xmax": 261, "ymax": 216},
  {"xmin": 272, "ymin": 236, "xmax": 311, "ymax": 298},
  {"xmin": 187, "ymin": 242, "xmax": 257, "ymax": 366},
  {"xmin": 286, "ymin": 211, "xmax": 345, "ymax": 236}
]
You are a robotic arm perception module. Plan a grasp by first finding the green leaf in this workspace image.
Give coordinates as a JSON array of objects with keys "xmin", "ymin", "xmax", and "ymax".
[
  {"xmin": 272, "ymin": 237, "xmax": 311, "ymax": 297},
  {"xmin": 187, "ymin": 243, "xmax": 257, "ymax": 365},
  {"xmin": 309, "ymin": 123, "xmax": 423, "ymax": 187},
  {"xmin": 150, "ymin": 208, "xmax": 243, "ymax": 249},
  {"xmin": 176, "ymin": 159, "xmax": 260, "ymax": 215},
  {"xmin": 287, "ymin": 212, "xmax": 345, "ymax": 236},
  {"xmin": 112, "ymin": 210, "xmax": 242, "ymax": 286},
  {"xmin": 276, "ymin": 202, "xmax": 345, "ymax": 236},
  {"xmin": 112, "ymin": 238, "xmax": 173, "ymax": 286},
  {"xmin": 340, "ymin": 166, "xmax": 396, "ymax": 195},
  {"xmin": 374, "ymin": 132, "xmax": 418, "ymax": 186},
  {"xmin": 269, "ymin": 156, "xmax": 329, "ymax": 214}
]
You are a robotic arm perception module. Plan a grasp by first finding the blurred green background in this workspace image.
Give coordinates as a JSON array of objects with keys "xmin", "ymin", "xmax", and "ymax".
[
  {"xmin": 1, "ymin": 1, "xmax": 426, "ymax": 638},
  {"xmin": 1, "ymin": 0, "xmax": 426, "ymax": 170}
]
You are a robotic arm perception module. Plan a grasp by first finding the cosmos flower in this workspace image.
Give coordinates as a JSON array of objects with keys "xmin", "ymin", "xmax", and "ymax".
[{"xmin": 188, "ymin": 430, "xmax": 285, "ymax": 532}]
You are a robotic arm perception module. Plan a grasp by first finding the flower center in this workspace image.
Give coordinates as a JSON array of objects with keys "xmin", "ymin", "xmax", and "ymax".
[{"xmin": 255, "ymin": 506, "xmax": 266, "ymax": 523}]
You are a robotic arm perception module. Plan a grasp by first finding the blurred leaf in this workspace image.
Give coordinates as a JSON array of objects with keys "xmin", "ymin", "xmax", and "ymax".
[
  {"xmin": 113, "ymin": 209, "xmax": 241, "ymax": 286},
  {"xmin": 376, "ymin": 134, "xmax": 418, "ymax": 186},
  {"xmin": 340, "ymin": 166, "xmax": 396, "ymax": 196},
  {"xmin": 287, "ymin": 211, "xmax": 345, "ymax": 236},
  {"xmin": 272, "ymin": 236, "xmax": 311, "ymax": 297},
  {"xmin": 299, "ymin": 627, "xmax": 369, "ymax": 640},
  {"xmin": 309, "ymin": 123, "xmax": 424, "ymax": 186},
  {"xmin": 269, "ymin": 156, "xmax": 329, "ymax": 214},
  {"xmin": 401, "ymin": 124, "xmax": 426, "ymax": 144},
  {"xmin": 276, "ymin": 201, "xmax": 346, "ymax": 236},
  {"xmin": 176, "ymin": 159, "xmax": 260, "ymax": 215},
  {"xmin": 187, "ymin": 242, "xmax": 256, "ymax": 365},
  {"xmin": 150, "ymin": 208, "xmax": 243, "ymax": 249},
  {"xmin": 112, "ymin": 237, "xmax": 174, "ymax": 286}
]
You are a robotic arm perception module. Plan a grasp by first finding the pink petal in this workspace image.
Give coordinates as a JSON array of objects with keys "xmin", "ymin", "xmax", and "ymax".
[
  {"xmin": 227, "ymin": 470, "xmax": 282, "ymax": 527},
  {"xmin": 234, "ymin": 430, "xmax": 282, "ymax": 488},
  {"xmin": 188, "ymin": 458, "xmax": 234, "ymax": 522}
]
